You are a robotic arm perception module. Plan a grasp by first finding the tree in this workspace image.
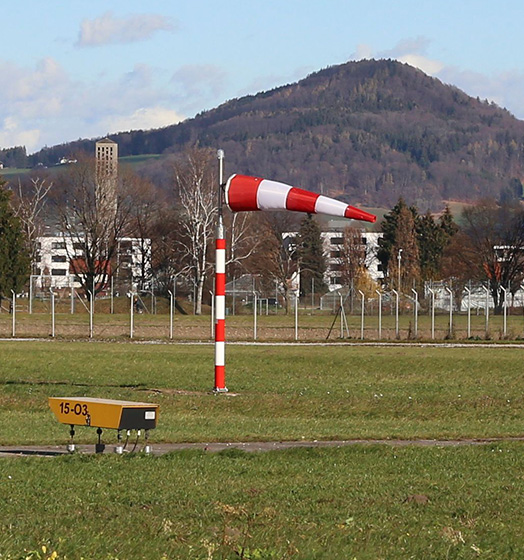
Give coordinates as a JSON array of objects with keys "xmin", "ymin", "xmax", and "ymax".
[
  {"xmin": 296, "ymin": 214, "xmax": 326, "ymax": 295},
  {"xmin": 0, "ymin": 180, "xmax": 30, "ymax": 304},
  {"xmin": 173, "ymin": 147, "xmax": 217, "ymax": 315},
  {"xmin": 53, "ymin": 157, "xmax": 135, "ymax": 297},
  {"xmin": 388, "ymin": 204, "xmax": 420, "ymax": 291},
  {"xmin": 460, "ymin": 199, "xmax": 524, "ymax": 313},
  {"xmin": 11, "ymin": 177, "xmax": 53, "ymax": 274},
  {"xmin": 378, "ymin": 198, "xmax": 419, "ymax": 289},
  {"xmin": 247, "ymin": 212, "xmax": 300, "ymax": 314},
  {"xmin": 440, "ymin": 230, "xmax": 476, "ymax": 309},
  {"xmin": 338, "ymin": 226, "xmax": 368, "ymax": 289}
]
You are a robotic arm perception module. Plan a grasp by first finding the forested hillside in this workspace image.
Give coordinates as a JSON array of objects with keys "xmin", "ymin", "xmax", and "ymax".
[{"xmin": 27, "ymin": 59, "xmax": 524, "ymax": 210}]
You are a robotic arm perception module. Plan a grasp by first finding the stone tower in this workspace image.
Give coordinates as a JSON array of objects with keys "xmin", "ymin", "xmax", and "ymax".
[{"xmin": 95, "ymin": 138, "xmax": 118, "ymax": 224}]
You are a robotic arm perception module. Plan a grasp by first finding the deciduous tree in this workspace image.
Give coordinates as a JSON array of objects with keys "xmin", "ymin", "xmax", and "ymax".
[
  {"xmin": 173, "ymin": 147, "xmax": 217, "ymax": 315},
  {"xmin": 460, "ymin": 199, "xmax": 524, "ymax": 313}
]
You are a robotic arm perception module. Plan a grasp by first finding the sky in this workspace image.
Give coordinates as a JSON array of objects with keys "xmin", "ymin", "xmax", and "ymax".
[{"xmin": 2, "ymin": 0, "xmax": 524, "ymax": 154}]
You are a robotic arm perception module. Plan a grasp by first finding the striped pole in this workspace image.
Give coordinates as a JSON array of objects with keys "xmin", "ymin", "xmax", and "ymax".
[{"xmin": 214, "ymin": 150, "xmax": 228, "ymax": 392}]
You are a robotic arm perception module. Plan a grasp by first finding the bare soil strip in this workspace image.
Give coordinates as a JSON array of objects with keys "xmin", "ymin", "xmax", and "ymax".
[{"xmin": 2, "ymin": 437, "xmax": 524, "ymax": 458}]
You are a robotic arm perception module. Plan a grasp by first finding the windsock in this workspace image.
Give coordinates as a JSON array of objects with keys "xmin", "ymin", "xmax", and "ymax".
[{"xmin": 224, "ymin": 174, "xmax": 376, "ymax": 223}]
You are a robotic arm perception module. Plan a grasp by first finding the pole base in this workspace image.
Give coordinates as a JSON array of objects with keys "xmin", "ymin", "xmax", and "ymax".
[{"xmin": 213, "ymin": 387, "xmax": 228, "ymax": 393}]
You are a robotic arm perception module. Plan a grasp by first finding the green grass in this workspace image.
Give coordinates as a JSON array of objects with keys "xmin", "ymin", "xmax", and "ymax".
[
  {"xmin": 1, "ymin": 342, "xmax": 524, "ymax": 445},
  {"xmin": 2, "ymin": 444, "xmax": 524, "ymax": 559},
  {"xmin": 2, "ymin": 341, "xmax": 524, "ymax": 558}
]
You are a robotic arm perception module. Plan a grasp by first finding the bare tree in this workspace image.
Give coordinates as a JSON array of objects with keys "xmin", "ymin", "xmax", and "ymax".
[
  {"xmin": 225, "ymin": 211, "xmax": 261, "ymax": 277},
  {"xmin": 247, "ymin": 212, "xmax": 299, "ymax": 313},
  {"xmin": 174, "ymin": 147, "xmax": 217, "ymax": 315},
  {"xmin": 53, "ymin": 158, "xmax": 135, "ymax": 297},
  {"xmin": 460, "ymin": 200, "xmax": 524, "ymax": 313},
  {"xmin": 338, "ymin": 226, "xmax": 367, "ymax": 289},
  {"xmin": 11, "ymin": 177, "xmax": 52, "ymax": 273}
]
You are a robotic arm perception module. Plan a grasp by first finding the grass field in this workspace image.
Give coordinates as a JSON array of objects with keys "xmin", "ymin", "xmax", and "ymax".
[{"xmin": 1, "ymin": 341, "xmax": 524, "ymax": 558}]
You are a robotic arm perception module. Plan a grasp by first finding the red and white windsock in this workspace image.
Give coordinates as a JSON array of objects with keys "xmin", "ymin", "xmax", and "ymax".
[{"xmin": 225, "ymin": 174, "xmax": 376, "ymax": 223}]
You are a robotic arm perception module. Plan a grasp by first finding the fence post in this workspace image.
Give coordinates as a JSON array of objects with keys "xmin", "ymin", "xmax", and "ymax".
[
  {"xmin": 375, "ymin": 289, "xmax": 382, "ymax": 340},
  {"xmin": 294, "ymin": 291, "xmax": 299, "ymax": 341},
  {"xmin": 464, "ymin": 287, "xmax": 471, "ymax": 338},
  {"xmin": 11, "ymin": 290, "xmax": 16, "ymax": 338},
  {"xmin": 89, "ymin": 290, "xmax": 94, "ymax": 339},
  {"xmin": 210, "ymin": 290, "xmax": 215, "ymax": 339},
  {"xmin": 50, "ymin": 289, "xmax": 55, "ymax": 338},
  {"xmin": 392, "ymin": 290, "xmax": 399, "ymax": 338},
  {"xmin": 411, "ymin": 288, "xmax": 418, "ymax": 338},
  {"xmin": 482, "ymin": 285, "xmax": 490, "ymax": 336},
  {"xmin": 168, "ymin": 290, "xmax": 173, "ymax": 340},
  {"xmin": 110, "ymin": 275, "xmax": 114, "ymax": 315},
  {"xmin": 445, "ymin": 287, "xmax": 453, "ymax": 337},
  {"xmin": 70, "ymin": 276, "xmax": 75, "ymax": 314},
  {"xmin": 358, "ymin": 290, "xmax": 365, "ymax": 339},
  {"xmin": 427, "ymin": 288, "xmax": 435, "ymax": 340},
  {"xmin": 130, "ymin": 292, "xmax": 134, "ymax": 339},
  {"xmin": 501, "ymin": 286, "xmax": 507, "ymax": 337},
  {"xmin": 253, "ymin": 292, "xmax": 257, "ymax": 341},
  {"xmin": 29, "ymin": 274, "xmax": 34, "ymax": 314}
]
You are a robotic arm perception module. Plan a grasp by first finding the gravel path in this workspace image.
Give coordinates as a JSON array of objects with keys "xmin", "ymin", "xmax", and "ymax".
[{"xmin": 2, "ymin": 436, "xmax": 524, "ymax": 458}]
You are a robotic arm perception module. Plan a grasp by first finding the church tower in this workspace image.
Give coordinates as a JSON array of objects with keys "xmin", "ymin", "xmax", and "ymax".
[{"xmin": 95, "ymin": 138, "xmax": 118, "ymax": 224}]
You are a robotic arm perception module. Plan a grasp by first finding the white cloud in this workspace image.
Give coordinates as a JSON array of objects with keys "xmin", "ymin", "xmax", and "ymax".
[
  {"xmin": 77, "ymin": 11, "xmax": 175, "ymax": 47},
  {"xmin": 0, "ymin": 117, "xmax": 41, "ymax": 151},
  {"xmin": 349, "ymin": 37, "xmax": 524, "ymax": 118},
  {"xmin": 100, "ymin": 107, "xmax": 184, "ymax": 134},
  {"xmin": 0, "ymin": 57, "xmax": 187, "ymax": 152},
  {"xmin": 172, "ymin": 65, "xmax": 227, "ymax": 98}
]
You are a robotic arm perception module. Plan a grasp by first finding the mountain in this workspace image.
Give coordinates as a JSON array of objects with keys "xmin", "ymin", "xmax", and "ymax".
[{"xmin": 28, "ymin": 59, "xmax": 524, "ymax": 210}]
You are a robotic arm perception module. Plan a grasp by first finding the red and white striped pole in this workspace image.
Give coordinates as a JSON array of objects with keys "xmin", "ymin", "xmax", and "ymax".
[{"xmin": 214, "ymin": 149, "xmax": 227, "ymax": 392}]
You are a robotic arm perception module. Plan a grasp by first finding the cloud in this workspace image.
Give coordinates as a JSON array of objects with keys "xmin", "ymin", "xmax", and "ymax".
[
  {"xmin": 0, "ymin": 117, "xmax": 41, "ymax": 151},
  {"xmin": 349, "ymin": 37, "xmax": 524, "ymax": 118},
  {"xmin": 438, "ymin": 66, "xmax": 524, "ymax": 118},
  {"xmin": 171, "ymin": 64, "xmax": 227, "ymax": 111},
  {"xmin": 100, "ymin": 106, "xmax": 184, "ymax": 134},
  {"xmin": 0, "ymin": 57, "xmax": 187, "ymax": 152},
  {"xmin": 351, "ymin": 37, "xmax": 444, "ymax": 75},
  {"xmin": 77, "ymin": 11, "xmax": 175, "ymax": 47},
  {"xmin": 237, "ymin": 65, "xmax": 314, "ymax": 98}
]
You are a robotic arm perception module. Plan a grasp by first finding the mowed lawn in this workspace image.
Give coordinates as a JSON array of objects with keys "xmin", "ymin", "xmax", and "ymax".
[
  {"xmin": 0, "ymin": 341, "xmax": 523, "ymax": 444},
  {"xmin": 2, "ymin": 341, "xmax": 524, "ymax": 559}
]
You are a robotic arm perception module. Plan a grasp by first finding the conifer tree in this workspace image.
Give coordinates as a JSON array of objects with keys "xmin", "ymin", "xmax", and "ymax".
[
  {"xmin": 0, "ymin": 180, "xmax": 30, "ymax": 304},
  {"xmin": 296, "ymin": 214, "xmax": 326, "ymax": 295},
  {"xmin": 377, "ymin": 198, "xmax": 418, "ymax": 284}
]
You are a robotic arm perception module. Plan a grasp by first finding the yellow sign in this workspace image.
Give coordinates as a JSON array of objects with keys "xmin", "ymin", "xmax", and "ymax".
[{"xmin": 48, "ymin": 397, "xmax": 159, "ymax": 431}]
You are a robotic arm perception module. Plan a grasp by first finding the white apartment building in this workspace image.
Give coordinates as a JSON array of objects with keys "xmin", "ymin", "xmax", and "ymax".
[
  {"xmin": 323, "ymin": 230, "xmax": 383, "ymax": 290},
  {"xmin": 33, "ymin": 235, "xmax": 151, "ymax": 293},
  {"xmin": 283, "ymin": 227, "xmax": 383, "ymax": 292}
]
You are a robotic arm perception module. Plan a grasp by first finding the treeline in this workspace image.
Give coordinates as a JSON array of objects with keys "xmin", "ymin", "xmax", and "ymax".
[
  {"xmin": 377, "ymin": 197, "xmax": 524, "ymax": 314},
  {"xmin": 3, "ymin": 148, "xmax": 524, "ymax": 319}
]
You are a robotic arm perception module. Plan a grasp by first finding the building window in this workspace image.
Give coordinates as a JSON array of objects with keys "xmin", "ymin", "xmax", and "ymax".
[
  {"xmin": 52, "ymin": 255, "xmax": 67, "ymax": 263},
  {"xmin": 73, "ymin": 243, "xmax": 84, "ymax": 250},
  {"xmin": 51, "ymin": 269, "xmax": 67, "ymax": 276},
  {"xmin": 331, "ymin": 237, "xmax": 343, "ymax": 245},
  {"xmin": 51, "ymin": 242, "xmax": 66, "ymax": 250}
]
